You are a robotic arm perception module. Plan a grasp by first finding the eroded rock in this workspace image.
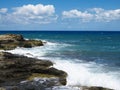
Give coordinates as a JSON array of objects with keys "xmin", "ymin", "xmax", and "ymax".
[
  {"xmin": 0, "ymin": 34, "xmax": 43, "ymax": 50},
  {"xmin": 0, "ymin": 52, "xmax": 67, "ymax": 87},
  {"xmin": 0, "ymin": 34, "xmax": 24, "ymax": 42}
]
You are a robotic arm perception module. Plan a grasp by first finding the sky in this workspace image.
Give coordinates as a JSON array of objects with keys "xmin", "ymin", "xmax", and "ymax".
[{"xmin": 0, "ymin": 0, "xmax": 120, "ymax": 31}]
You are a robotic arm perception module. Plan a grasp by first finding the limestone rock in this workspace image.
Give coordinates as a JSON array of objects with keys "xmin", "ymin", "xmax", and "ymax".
[
  {"xmin": 0, "ymin": 34, "xmax": 24, "ymax": 42},
  {"xmin": 0, "ymin": 34, "xmax": 43, "ymax": 50}
]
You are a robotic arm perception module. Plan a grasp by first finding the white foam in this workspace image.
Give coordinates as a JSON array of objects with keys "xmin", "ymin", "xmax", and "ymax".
[
  {"xmin": 6, "ymin": 41, "xmax": 120, "ymax": 90},
  {"xmin": 7, "ymin": 41, "xmax": 60, "ymax": 57},
  {"xmin": 53, "ymin": 59, "xmax": 120, "ymax": 90},
  {"xmin": 0, "ymin": 50, "xmax": 4, "ymax": 52}
]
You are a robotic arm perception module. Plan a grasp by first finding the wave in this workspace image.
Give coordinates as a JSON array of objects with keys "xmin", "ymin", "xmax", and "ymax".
[
  {"xmin": 7, "ymin": 40, "xmax": 120, "ymax": 90},
  {"xmin": 7, "ymin": 40, "xmax": 71, "ymax": 57},
  {"xmin": 53, "ymin": 59, "xmax": 120, "ymax": 90}
]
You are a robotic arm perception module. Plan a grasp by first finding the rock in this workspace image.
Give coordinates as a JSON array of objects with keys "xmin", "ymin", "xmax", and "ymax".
[
  {"xmin": 0, "ymin": 34, "xmax": 24, "ymax": 42},
  {"xmin": 0, "ymin": 34, "xmax": 67, "ymax": 89},
  {"xmin": 88, "ymin": 87, "xmax": 113, "ymax": 90},
  {"xmin": 0, "ymin": 52, "xmax": 17, "ymax": 59},
  {"xmin": 29, "ymin": 67, "xmax": 67, "ymax": 85},
  {"xmin": 0, "ymin": 86, "xmax": 113, "ymax": 90},
  {"xmin": 80, "ymin": 86, "xmax": 113, "ymax": 90},
  {"xmin": 0, "ymin": 52, "xmax": 67, "ymax": 87},
  {"xmin": 0, "ymin": 86, "xmax": 19, "ymax": 90},
  {"xmin": 19, "ymin": 77, "xmax": 61, "ymax": 90},
  {"xmin": 0, "ymin": 44, "xmax": 18, "ymax": 50},
  {"xmin": 51, "ymin": 86, "xmax": 113, "ymax": 90},
  {"xmin": 0, "ymin": 34, "xmax": 43, "ymax": 50},
  {"xmin": 0, "ymin": 87, "xmax": 6, "ymax": 90},
  {"xmin": 21, "ymin": 40, "xmax": 43, "ymax": 48}
]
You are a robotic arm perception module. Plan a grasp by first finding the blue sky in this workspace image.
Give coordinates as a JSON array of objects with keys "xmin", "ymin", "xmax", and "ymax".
[{"xmin": 0, "ymin": 0, "xmax": 120, "ymax": 31}]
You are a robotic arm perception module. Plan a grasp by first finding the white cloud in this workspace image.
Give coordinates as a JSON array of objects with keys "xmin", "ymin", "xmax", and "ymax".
[
  {"xmin": 62, "ymin": 8, "xmax": 120, "ymax": 22},
  {"xmin": 13, "ymin": 4, "xmax": 55, "ymax": 16},
  {"xmin": 0, "ymin": 4, "xmax": 57, "ymax": 25},
  {"xmin": 63, "ymin": 9, "xmax": 93, "ymax": 18},
  {"xmin": 62, "ymin": 9, "xmax": 93, "ymax": 22},
  {"xmin": 90, "ymin": 8, "xmax": 104, "ymax": 14},
  {"xmin": 94, "ymin": 8, "xmax": 120, "ymax": 22},
  {"xmin": 0, "ymin": 6, "xmax": 120, "ymax": 26},
  {"xmin": 0, "ymin": 8, "xmax": 8, "ymax": 13}
]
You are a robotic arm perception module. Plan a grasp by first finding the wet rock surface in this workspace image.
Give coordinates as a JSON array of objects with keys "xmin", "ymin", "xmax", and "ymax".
[{"xmin": 0, "ymin": 34, "xmax": 43, "ymax": 50}]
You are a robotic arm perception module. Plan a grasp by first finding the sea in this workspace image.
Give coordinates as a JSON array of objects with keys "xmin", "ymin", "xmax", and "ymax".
[{"xmin": 0, "ymin": 31, "xmax": 120, "ymax": 90}]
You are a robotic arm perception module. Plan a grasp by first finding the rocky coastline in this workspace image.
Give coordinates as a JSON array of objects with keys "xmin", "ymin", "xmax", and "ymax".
[
  {"xmin": 0, "ymin": 34, "xmax": 113, "ymax": 90},
  {"xmin": 0, "ymin": 34, "xmax": 43, "ymax": 50}
]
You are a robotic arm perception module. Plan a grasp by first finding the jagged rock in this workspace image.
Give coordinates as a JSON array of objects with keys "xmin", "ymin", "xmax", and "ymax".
[
  {"xmin": 0, "ymin": 52, "xmax": 67, "ymax": 87},
  {"xmin": 0, "ymin": 34, "xmax": 43, "ymax": 50}
]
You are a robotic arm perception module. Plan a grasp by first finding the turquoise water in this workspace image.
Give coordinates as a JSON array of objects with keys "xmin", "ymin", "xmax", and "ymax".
[{"xmin": 0, "ymin": 31, "xmax": 120, "ymax": 90}]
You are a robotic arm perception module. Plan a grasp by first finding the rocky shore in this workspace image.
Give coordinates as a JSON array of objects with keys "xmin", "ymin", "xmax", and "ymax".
[
  {"xmin": 0, "ymin": 34, "xmax": 113, "ymax": 90},
  {"xmin": 0, "ymin": 52, "xmax": 67, "ymax": 89},
  {"xmin": 0, "ymin": 34, "xmax": 43, "ymax": 50}
]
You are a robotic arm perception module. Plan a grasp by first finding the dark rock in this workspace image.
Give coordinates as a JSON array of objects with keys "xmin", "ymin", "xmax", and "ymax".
[
  {"xmin": 81, "ymin": 86, "xmax": 113, "ymax": 90},
  {"xmin": 21, "ymin": 40, "xmax": 43, "ymax": 48},
  {"xmin": 0, "ymin": 52, "xmax": 67, "ymax": 87},
  {"xmin": 0, "ymin": 86, "xmax": 20, "ymax": 90},
  {"xmin": 30, "ymin": 67, "xmax": 67, "ymax": 85},
  {"xmin": 0, "ymin": 52, "xmax": 17, "ymax": 59},
  {"xmin": 0, "ymin": 44, "xmax": 18, "ymax": 50},
  {"xmin": 18, "ymin": 77, "xmax": 61, "ymax": 90},
  {"xmin": 0, "ymin": 34, "xmax": 43, "ymax": 50},
  {"xmin": 88, "ymin": 87, "xmax": 113, "ymax": 90}
]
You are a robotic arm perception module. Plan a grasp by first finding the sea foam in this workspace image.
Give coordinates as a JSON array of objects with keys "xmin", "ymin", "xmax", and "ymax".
[{"xmin": 53, "ymin": 60, "xmax": 120, "ymax": 90}]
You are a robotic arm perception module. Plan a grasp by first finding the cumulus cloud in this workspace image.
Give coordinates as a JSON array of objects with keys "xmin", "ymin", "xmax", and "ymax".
[
  {"xmin": 0, "ymin": 8, "xmax": 8, "ymax": 13},
  {"xmin": 0, "ymin": 4, "xmax": 57, "ymax": 25},
  {"xmin": 62, "ymin": 9, "xmax": 93, "ymax": 22},
  {"xmin": 13, "ymin": 4, "xmax": 55, "ymax": 16},
  {"xmin": 63, "ymin": 9, "xmax": 91, "ymax": 18},
  {"xmin": 62, "ymin": 8, "xmax": 120, "ymax": 22},
  {"xmin": 1, "ymin": 6, "xmax": 120, "ymax": 26}
]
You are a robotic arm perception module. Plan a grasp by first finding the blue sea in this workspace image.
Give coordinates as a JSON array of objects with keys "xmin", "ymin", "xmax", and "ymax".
[{"xmin": 0, "ymin": 31, "xmax": 120, "ymax": 90}]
